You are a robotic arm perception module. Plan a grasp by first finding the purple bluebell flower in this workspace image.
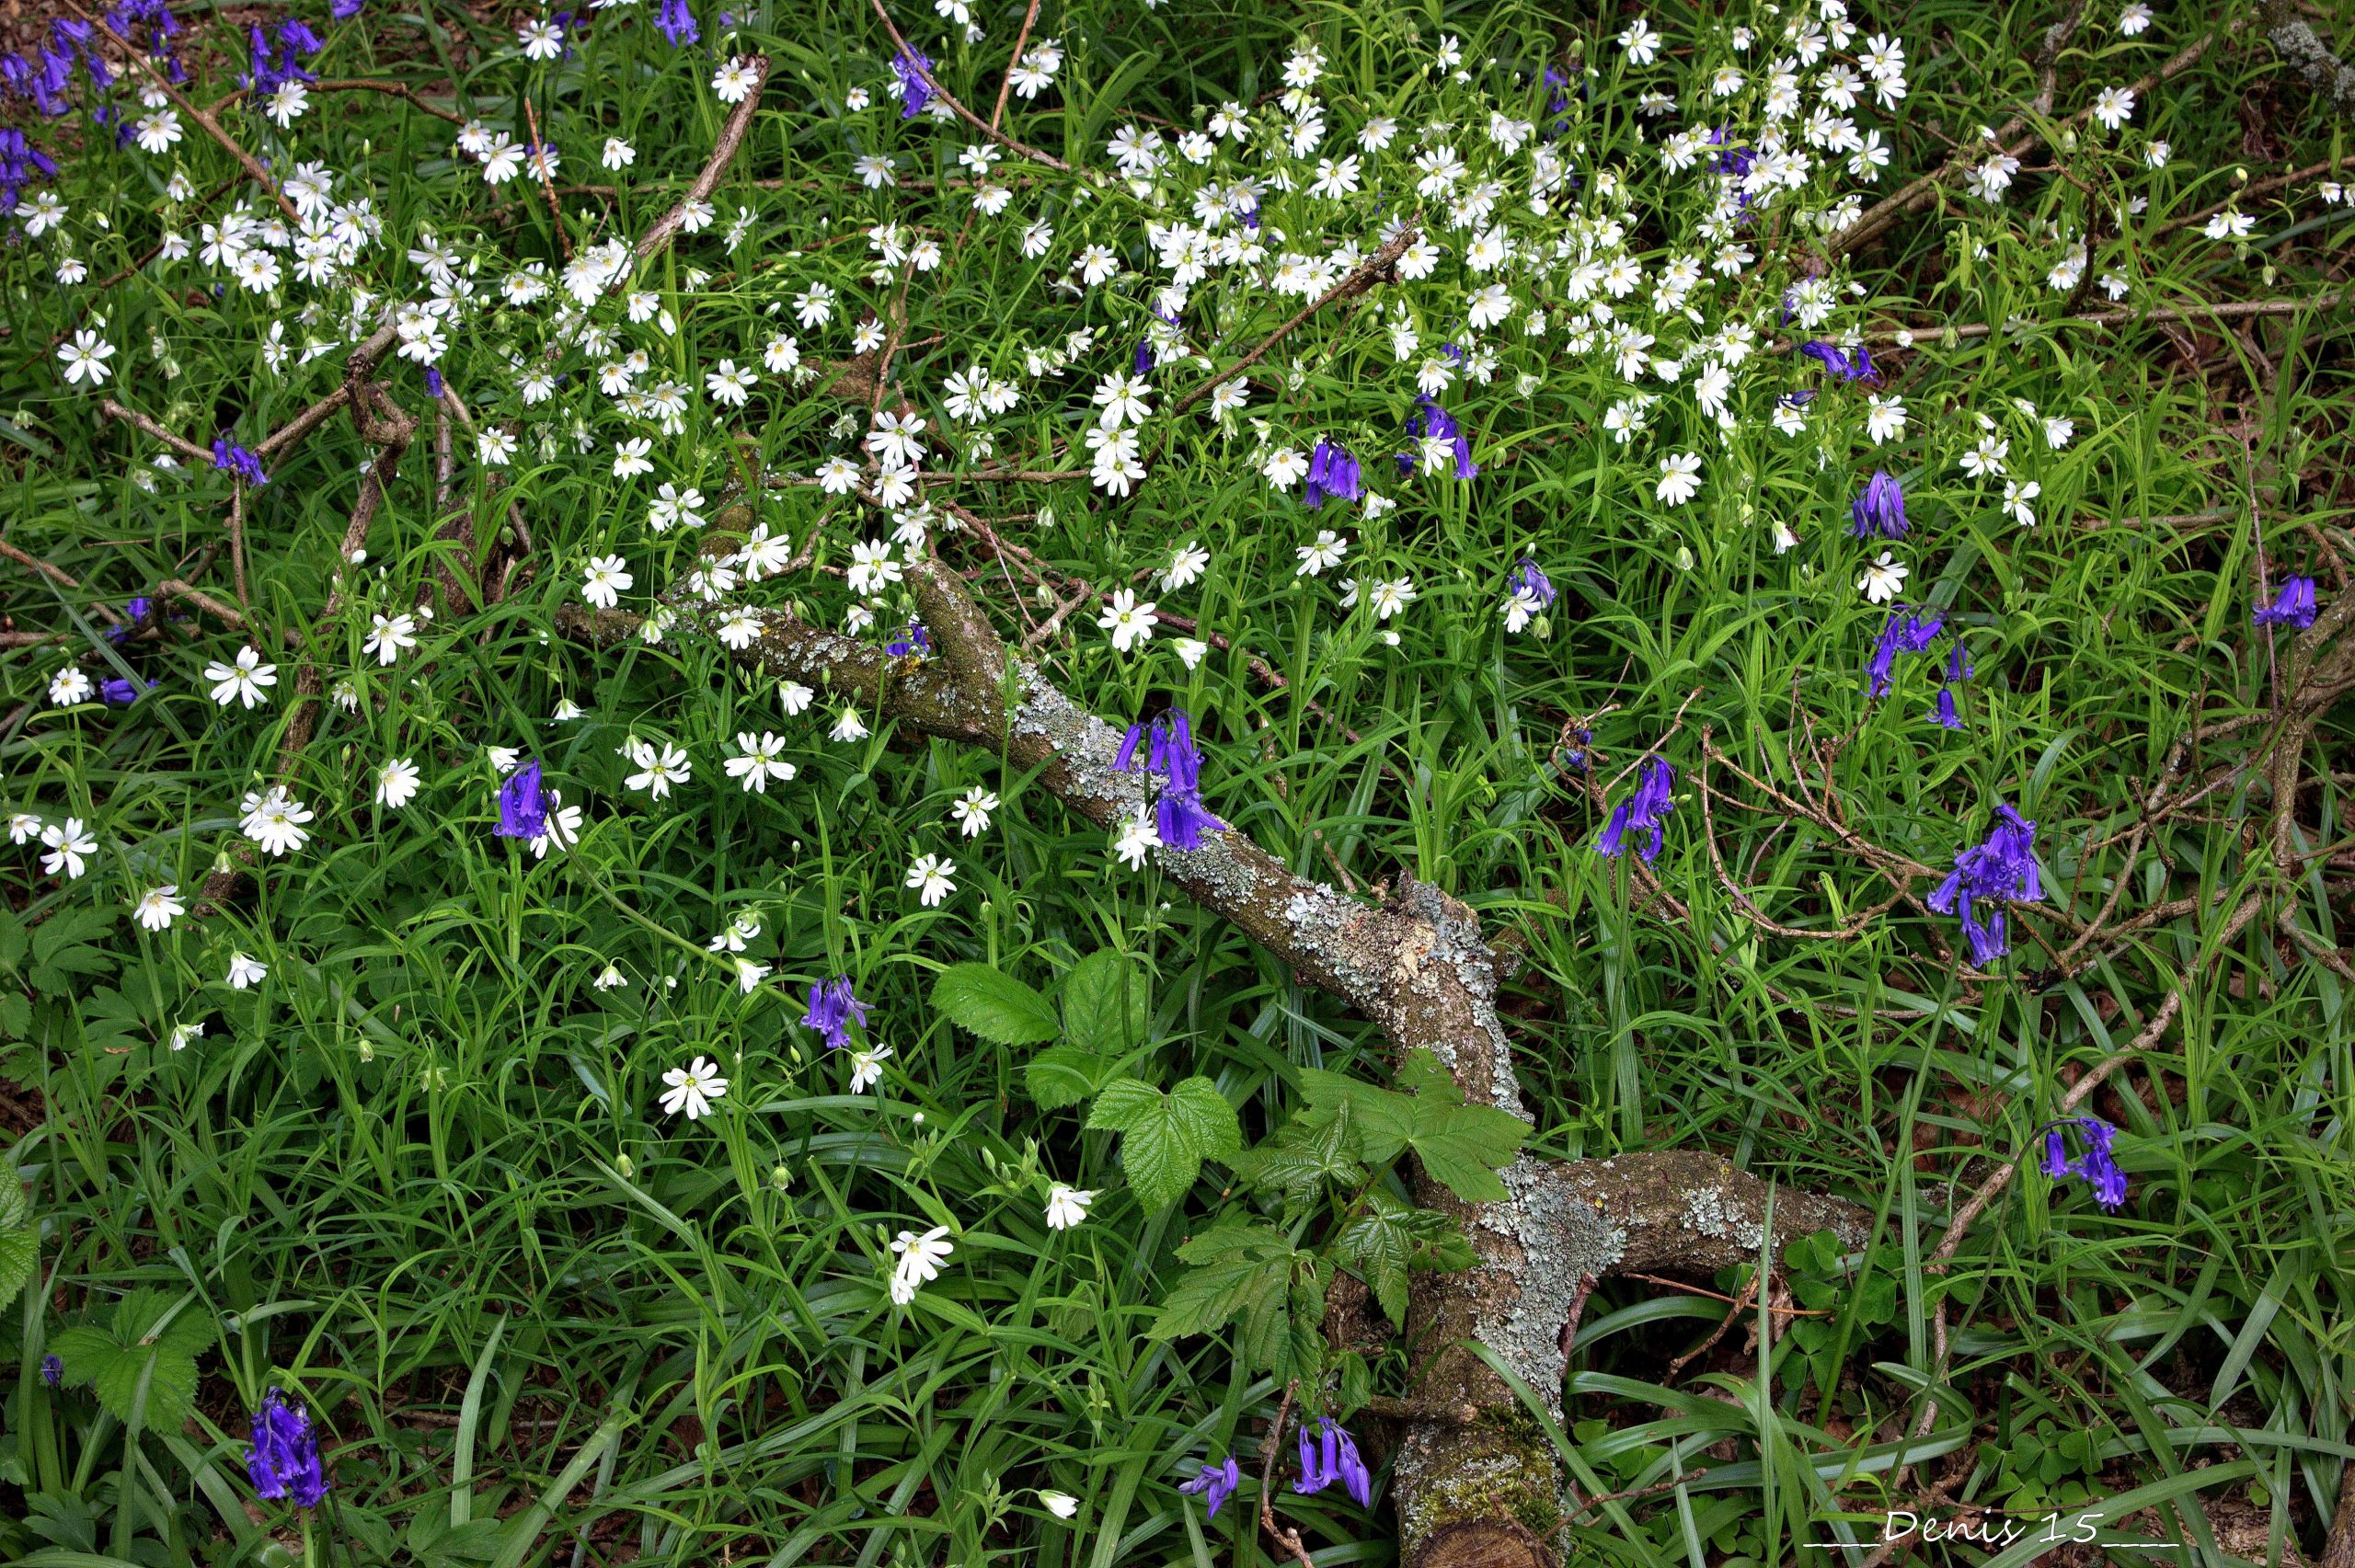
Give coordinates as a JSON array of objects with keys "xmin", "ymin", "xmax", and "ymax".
[
  {"xmin": 2252, "ymin": 575, "xmax": 2317, "ymax": 630},
  {"xmin": 1292, "ymin": 1417, "xmax": 1372, "ymax": 1506},
  {"xmin": 890, "ymin": 45, "xmax": 934, "ymax": 119},
  {"xmin": 1864, "ymin": 605, "xmax": 1943, "ymax": 699},
  {"xmin": 1507, "ymin": 556, "xmax": 1556, "ymax": 610},
  {"xmin": 654, "ymin": 0, "xmax": 697, "ymax": 47},
  {"xmin": 1113, "ymin": 708, "xmax": 1227, "ymax": 851},
  {"xmin": 40, "ymin": 1354, "xmax": 61, "ymax": 1388},
  {"xmin": 1304, "ymin": 440, "xmax": 1361, "ymax": 508},
  {"xmin": 212, "ymin": 437, "xmax": 268, "ymax": 486},
  {"xmin": 1597, "ymin": 756, "xmax": 1675, "ymax": 864},
  {"xmin": 1928, "ymin": 804, "xmax": 2041, "ymax": 965},
  {"xmin": 245, "ymin": 18, "xmax": 322, "ymax": 96},
  {"xmin": 800, "ymin": 975, "xmax": 870, "ymax": 1049},
  {"xmin": 2039, "ymin": 1116, "xmax": 2128, "ymax": 1211},
  {"xmin": 100, "ymin": 676, "xmax": 152, "ymax": 705},
  {"xmin": 885, "ymin": 620, "xmax": 931, "ymax": 658},
  {"xmin": 1800, "ymin": 340, "xmax": 1875, "ymax": 383},
  {"xmin": 495, "ymin": 761, "xmax": 549, "ymax": 839},
  {"xmin": 0, "ymin": 127, "xmax": 55, "ymax": 214},
  {"xmin": 1398, "ymin": 395, "xmax": 1476, "ymax": 479},
  {"xmin": 1849, "ymin": 470, "xmax": 1906, "ymax": 539},
  {"xmin": 424, "ymin": 368, "xmax": 444, "ymax": 399},
  {"xmin": 247, "ymin": 1388, "xmax": 329, "ymax": 1508},
  {"xmin": 1928, "ymin": 686, "xmax": 1962, "ymax": 731},
  {"xmin": 1178, "ymin": 1455, "xmax": 1242, "ymax": 1518},
  {"xmin": 329, "ymin": 0, "xmax": 364, "ymax": 17},
  {"xmin": 1928, "ymin": 640, "xmax": 1971, "ymax": 731}
]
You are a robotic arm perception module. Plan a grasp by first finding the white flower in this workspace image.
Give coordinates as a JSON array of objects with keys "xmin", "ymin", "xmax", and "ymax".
[
  {"xmin": 847, "ymin": 538, "xmax": 902, "ymax": 596},
  {"xmin": 240, "ymin": 787, "xmax": 314, "ymax": 857},
  {"xmin": 1044, "ymin": 1184, "xmax": 1094, "ymax": 1230},
  {"xmin": 169, "ymin": 1021, "xmax": 204, "ymax": 1052},
  {"xmin": 1263, "ymin": 448, "xmax": 1309, "ymax": 489},
  {"xmin": 889, "ymin": 1224, "xmax": 953, "ymax": 1300},
  {"xmin": 1174, "ymin": 637, "xmax": 1208, "ymax": 670},
  {"xmin": 711, "ymin": 55, "xmax": 759, "ymax": 104},
  {"xmin": 1039, "ymin": 1492, "xmax": 1080, "ymax": 1519},
  {"xmin": 580, "ymin": 555, "xmax": 633, "ymax": 608},
  {"xmin": 58, "ymin": 331, "xmax": 116, "ymax": 386},
  {"xmin": 1369, "ymin": 578, "xmax": 1417, "ymax": 620},
  {"xmin": 2090, "ymin": 86, "xmax": 2135, "ymax": 131},
  {"xmin": 205, "ymin": 647, "xmax": 280, "ymax": 709},
  {"xmin": 375, "ymin": 757, "xmax": 421, "ymax": 808},
  {"xmin": 364, "ymin": 612, "xmax": 419, "ymax": 666},
  {"xmin": 602, "ymin": 136, "xmax": 636, "ymax": 169},
  {"xmin": 830, "ymin": 707, "xmax": 871, "ymax": 743},
  {"xmin": 949, "ymin": 785, "xmax": 999, "ymax": 837},
  {"xmin": 1162, "ymin": 543, "xmax": 1211, "ymax": 590},
  {"xmin": 1097, "ymin": 589, "xmax": 1158, "ymax": 651},
  {"xmin": 593, "ymin": 964, "xmax": 627, "ymax": 990},
  {"xmin": 1111, "ymin": 806, "xmax": 1162, "ymax": 869},
  {"xmin": 1864, "ymin": 394, "xmax": 1907, "ymax": 445},
  {"xmin": 905, "ymin": 853, "xmax": 958, "ymax": 907},
  {"xmin": 133, "ymin": 109, "xmax": 183, "ymax": 155},
  {"xmin": 133, "ymin": 885, "xmax": 185, "ymax": 933},
  {"xmin": 2002, "ymin": 479, "xmax": 2041, "ymax": 527},
  {"xmin": 1959, "ymin": 436, "xmax": 2009, "ymax": 481},
  {"xmin": 778, "ymin": 681, "xmax": 815, "ymax": 715},
  {"xmin": 659, "ymin": 1056, "xmax": 729, "ymax": 1119},
  {"xmin": 625, "ymin": 738, "xmax": 692, "ymax": 798},
  {"xmin": 48, "ymin": 667, "xmax": 92, "ymax": 706},
  {"xmin": 2044, "ymin": 417, "xmax": 2076, "ymax": 450},
  {"xmin": 848, "ymin": 1044, "xmax": 892, "ymax": 1093},
  {"xmin": 529, "ymin": 793, "xmax": 582, "ymax": 859},
  {"xmin": 1295, "ymin": 530, "xmax": 1349, "ymax": 576},
  {"xmin": 1655, "ymin": 451, "xmax": 1703, "ymax": 507},
  {"xmin": 226, "ymin": 952, "xmax": 269, "ymax": 990},
  {"xmin": 726, "ymin": 731, "xmax": 798, "ymax": 793},
  {"xmin": 612, "ymin": 437, "xmax": 655, "ymax": 478},
  {"xmin": 39, "ymin": 818, "xmax": 97, "ymax": 879},
  {"xmin": 1857, "ymin": 553, "xmax": 1909, "ymax": 604}
]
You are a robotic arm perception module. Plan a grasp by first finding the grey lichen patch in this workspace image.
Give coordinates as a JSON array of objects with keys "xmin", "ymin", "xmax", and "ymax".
[
  {"xmin": 1682, "ymin": 1183, "xmax": 1767, "ymax": 1254},
  {"xmin": 1474, "ymin": 1159, "xmax": 1626, "ymax": 1415}
]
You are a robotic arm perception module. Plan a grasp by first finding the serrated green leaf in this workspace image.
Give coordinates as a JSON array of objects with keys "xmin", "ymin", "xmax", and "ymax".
[
  {"xmin": 1230, "ymin": 1100, "xmax": 1364, "ymax": 1214},
  {"xmin": 1023, "ymin": 1043, "xmax": 1114, "ymax": 1111},
  {"xmin": 0, "ymin": 1176, "xmax": 36, "ymax": 1303},
  {"xmin": 1086, "ymin": 1075, "xmax": 1240, "ymax": 1212},
  {"xmin": 1335, "ymin": 1187, "xmax": 1420, "ymax": 1328},
  {"xmin": 1148, "ymin": 1222, "xmax": 1317, "ymax": 1379},
  {"xmin": 0, "ymin": 991, "xmax": 29, "ymax": 1041},
  {"xmin": 1059, "ymin": 949, "xmax": 1146, "ymax": 1056},
  {"xmin": 1299, "ymin": 1050, "xmax": 1526, "ymax": 1202},
  {"xmin": 929, "ymin": 964, "xmax": 1059, "ymax": 1045},
  {"xmin": 49, "ymin": 1290, "xmax": 213, "ymax": 1433},
  {"xmin": 0, "ymin": 904, "xmax": 25, "ymax": 973}
]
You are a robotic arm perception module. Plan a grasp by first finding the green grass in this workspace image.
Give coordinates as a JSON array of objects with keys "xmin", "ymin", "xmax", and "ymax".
[{"xmin": 1, "ymin": 0, "xmax": 2351, "ymax": 1562}]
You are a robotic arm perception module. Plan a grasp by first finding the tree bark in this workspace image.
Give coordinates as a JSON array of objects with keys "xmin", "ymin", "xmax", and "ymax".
[{"xmin": 557, "ymin": 540, "xmax": 1871, "ymax": 1563}]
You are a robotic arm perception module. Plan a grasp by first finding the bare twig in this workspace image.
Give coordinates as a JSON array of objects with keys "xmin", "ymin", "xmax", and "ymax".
[
  {"xmin": 632, "ymin": 55, "xmax": 772, "ymax": 263},
  {"xmin": 865, "ymin": 0, "xmax": 1074, "ymax": 173},
  {"xmin": 1171, "ymin": 225, "xmax": 1417, "ymax": 418}
]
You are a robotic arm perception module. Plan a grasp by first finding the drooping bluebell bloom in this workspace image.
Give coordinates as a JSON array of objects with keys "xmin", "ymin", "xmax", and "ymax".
[
  {"xmin": 104, "ymin": 0, "xmax": 187, "ymax": 82},
  {"xmin": 0, "ymin": 127, "xmax": 56, "ymax": 214},
  {"xmin": 1304, "ymin": 440, "xmax": 1361, "ymax": 508},
  {"xmin": 329, "ymin": 0, "xmax": 364, "ymax": 17},
  {"xmin": 654, "ymin": 0, "xmax": 697, "ymax": 47},
  {"xmin": 40, "ymin": 1354, "xmax": 61, "ymax": 1388},
  {"xmin": 424, "ymin": 367, "xmax": 444, "ymax": 399},
  {"xmin": 1507, "ymin": 556, "xmax": 1556, "ymax": 611},
  {"xmin": 1928, "ymin": 639, "xmax": 1970, "ymax": 731},
  {"xmin": 1398, "ymin": 395, "xmax": 1476, "ymax": 479},
  {"xmin": 1292, "ymin": 1418, "xmax": 1372, "ymax": 1506},
  {"xmin": 1558, "ymin": 725, "xmax": 1591, "ymax": 771},
  {"xmin": 495, "ymin": 761, "xmax": 549, "ymax": 839},
  {"xmin": 212, "ymin": 436, "xmax": 268, "ymax": 486},
  {"xmin": 885, "ymin": 620, "xmax": 930, "ymax": 658},
  {"xmin": 1928, "ymin": 804, "xmax": 2041, "ymax": 964},
  {"xmin": 1113, "ymin": 708, "xmax": 1228, "ymax": 852},
  {"xmin": 245, "ymin": 18, "xmax": 322, "ymax": 95},
  {"xmin": 247, "ymin": 1388, "xmax": 329, "ymax": 1508},
  {"xmin": 2252, "ymin": 575, "xmax": 2317, "ymax": 630},
  {"xmin": 1849, "ymin": 470, "xmax": 1906, "ymax": 539},
  {"xmin": 2039, "ymin": 1116, "xmax": 2128, "ymax": 1210},
  {"xmin": 1597, "ymin": 756, "xmax": 1676, "ymax": 864},
  {"xmin": 1863, "ymin": 605, "xmax": 1943, "ymax": 699},
  {"xmin": 800, "ymin": 975, "xmax": 870, "ymax": 1049},
  {"xmin": 100, "ymin": 677, "xmax": 153, "ymax": 705},
  {"xmin": 1178, "ymin": 1455, "xmax": 1242, "ymax": 1518},
  {"xmin": 890, "ymin": 45, "xmax": 934, "ymax": 119},
  {"xmin": 1800, "ymin": 340, "xmax": 1875, "ymax": 383}
]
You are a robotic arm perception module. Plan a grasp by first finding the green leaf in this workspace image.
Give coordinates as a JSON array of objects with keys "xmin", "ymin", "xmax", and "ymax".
[
  {"xmin": 1023, "ymin": 1043, "xmax": 1117, "ymax": 1111},
  {"xmin": 29, "ymin": 907, "xmax": 116, "ymax": 994},
  {"xmin": 1059, "ymin": 949, "xmax": 1147, "ymax": 1056},
  {"xmin": 1148, "ymin": 1221, "xmax": 1322, "ymax": 1381},
  {"xmin": 1085, "ymin": 1075, "xmax": 1241, "ymax": 1212},
  {"xmin": 50, "ymin": 1289, "xmax": 213, "ymax": 1433},
  {"xmin": 929, "ymin": 964, "xmax": 1059, "ymax": 1045},
  {"xmin": 1334, "ymin": 1188, "xmax": 1421, "ymax": 1328},
  {"xmin": 1230, "ymin": 1100, "xmax": 1365, "ymax": 1215},
  {"xmin": 0, "ymin": 1174, "xmax": 36, "ymax": 1304},
  {"xmin": 0, "ymin": 903, "xmax": 26, "ymax": 973},
  {"xmin": 1298, "ymin": 1049, "xmax": 1526, "ymax": 1203}
]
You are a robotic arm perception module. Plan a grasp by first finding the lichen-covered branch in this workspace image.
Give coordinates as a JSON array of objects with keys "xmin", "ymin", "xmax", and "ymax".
[{"xmin": 555, "ymin": 551, "xmax": 1869, "ymax": 1568}]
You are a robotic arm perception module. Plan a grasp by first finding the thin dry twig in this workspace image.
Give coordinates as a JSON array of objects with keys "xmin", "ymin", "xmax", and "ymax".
[{"xmin": 865, "ymin": 0, "xmax": 1074, "ymax": 174}]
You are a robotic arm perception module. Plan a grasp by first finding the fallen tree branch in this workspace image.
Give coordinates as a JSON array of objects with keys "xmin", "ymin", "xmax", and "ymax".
[
  {"xmin": 633, "ymin": 55, "xmax": 771, "ymax": 264},
  {"xmin": 1171, "ymin": 225, "xmax": 1418, "ymax": 418},
  {"xmin": 864, "ymin": 0, "xmax": 1074, "ymax": 174},
  {"xmin": 557, "ymin": 537, "xmax": 1871, "ymax": 1568}
]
